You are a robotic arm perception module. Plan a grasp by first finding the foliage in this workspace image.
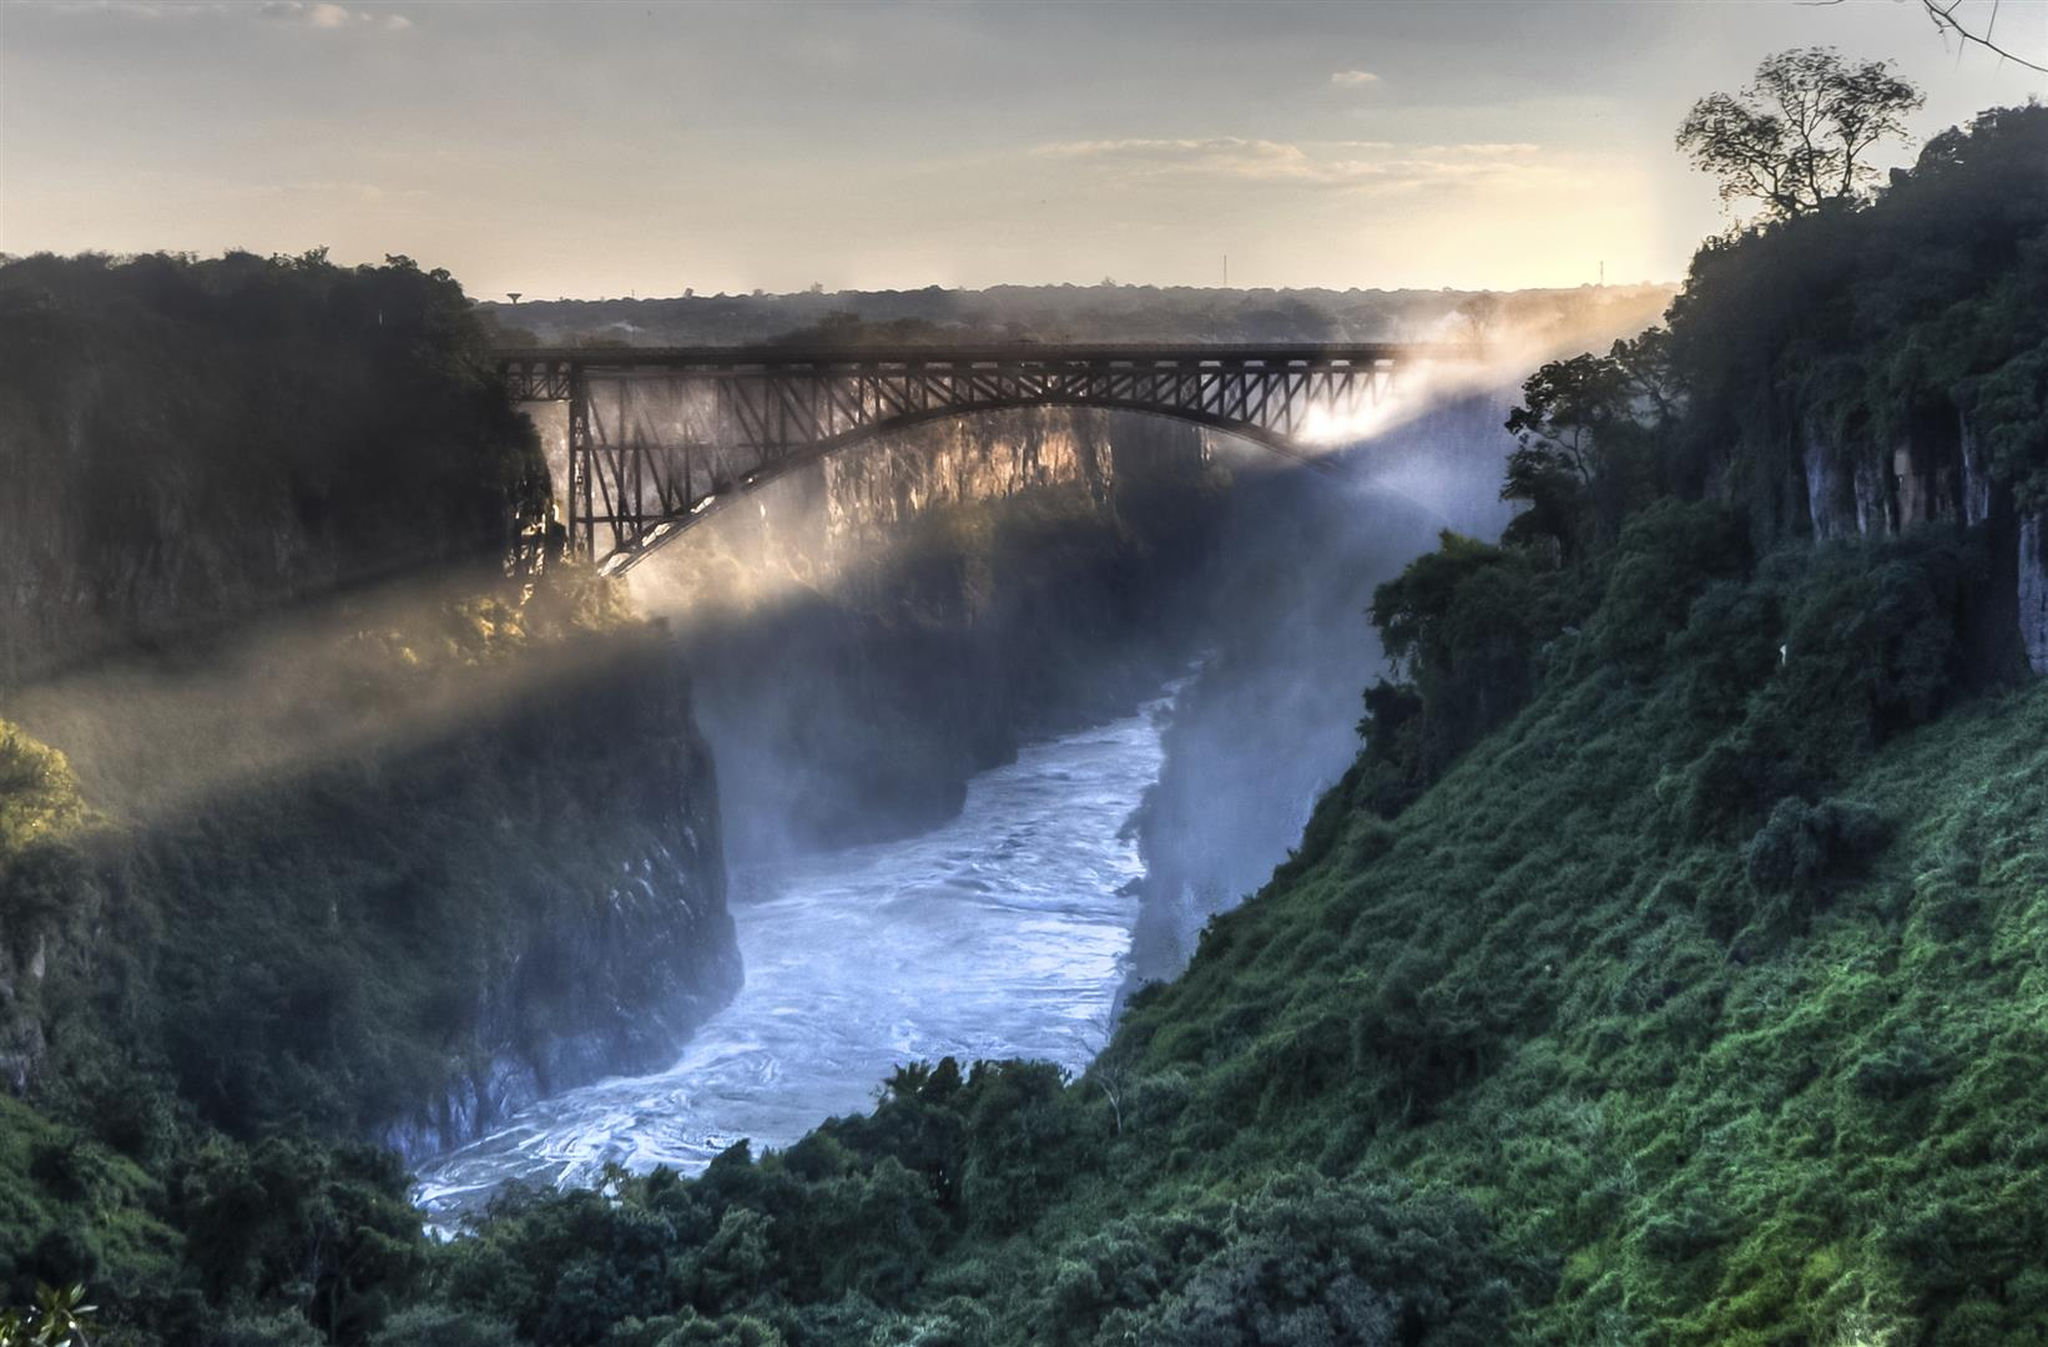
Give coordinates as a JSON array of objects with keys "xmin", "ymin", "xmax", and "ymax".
[
  {"xmin": 1676, "ymin": 47, "xmax": 1922, "ymax": 219},
  {"xmin": 1501, "ymin": 330, "xmax": 1679, "ymax": 554},
  {"xmin": 1364, "ymin": 532, "xmax": 1556, "ymax": 789},
  {"xmin": 0, "ymin": 250, "xmax": 551, "ymax": 685},
  {"xmin": 0, "ymin": 1285, "xmax": 96, "ymax": 1347}
]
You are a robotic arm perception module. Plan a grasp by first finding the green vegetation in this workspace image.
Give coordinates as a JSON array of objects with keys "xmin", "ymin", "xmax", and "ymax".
[
  {"xmin": 0, "ymin": 1282, "xmax": 99, "ymax": 1347},
  {"xmin": 5, "ymin": 87, "xmax": 2047, "ymax": 1347}
]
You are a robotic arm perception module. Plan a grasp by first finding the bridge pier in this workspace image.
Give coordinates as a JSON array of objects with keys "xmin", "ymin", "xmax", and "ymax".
[{"xmin": 566, "ymin": 366, "xmax": 594, "ymax": 561}]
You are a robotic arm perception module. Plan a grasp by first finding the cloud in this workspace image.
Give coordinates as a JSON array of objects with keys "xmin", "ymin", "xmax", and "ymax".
[
  {"xmin": 1415, "ymin": 142, "xmax": 1542, "ymax": 156},
  {"xmin": 35, "ymin": 2, "xmax": 230, "ymax": 18},
  {"xmin": 1035, "ymin": 137, "xmax": 1319, "ymax": 171},
  {"xmin": 1030, "ymin": 136, "xmax": 1559, "ymax": 196},
  {"xmin": 261, "ymin": 1, "xmax": 410, "ymax": 30},
  {"xmin": 1330, "ymin": 70, "xmax": 1379, "ymax": 88},
  {"xmin": 290, "ymin": 180, "xmax": 429, "ymax": 201}
]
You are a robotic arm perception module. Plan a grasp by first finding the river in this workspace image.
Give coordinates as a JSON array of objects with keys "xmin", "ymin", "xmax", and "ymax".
[{"xmin": 412, "ymin": 689, "xmax": 1175, "ymax": 1220}]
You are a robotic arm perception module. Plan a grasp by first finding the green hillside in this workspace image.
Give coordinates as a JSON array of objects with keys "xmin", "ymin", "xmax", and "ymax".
[{"xmin": 387, "ymin": 103, "xmax": 2048, "ymax": 1347}]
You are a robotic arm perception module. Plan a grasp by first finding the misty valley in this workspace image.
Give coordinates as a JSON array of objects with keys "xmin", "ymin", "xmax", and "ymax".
[{"xmin": 3, "ymin": 8, "xmax": 2048, "ymax": 1346}]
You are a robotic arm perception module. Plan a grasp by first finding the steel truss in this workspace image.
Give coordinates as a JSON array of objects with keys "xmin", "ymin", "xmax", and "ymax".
[{"xmin": 499, "ymin": 342, "xmax": 1447, "ymax": 572}]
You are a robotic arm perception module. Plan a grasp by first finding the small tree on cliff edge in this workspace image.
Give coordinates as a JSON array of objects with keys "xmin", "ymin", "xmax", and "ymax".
[{"xmin": 1677, "ymin": 47, "xmax": 1922, "ymax": 219}]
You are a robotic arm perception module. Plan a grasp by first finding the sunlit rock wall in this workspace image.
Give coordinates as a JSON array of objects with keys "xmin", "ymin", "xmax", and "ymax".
[{"xmin": 820, "ymin": 408, "xmax": 1119, "ymax": 541}]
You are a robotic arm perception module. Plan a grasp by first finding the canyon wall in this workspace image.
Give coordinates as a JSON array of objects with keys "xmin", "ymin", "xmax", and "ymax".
[{"xmin": 0, "ymin": 255, "xmax": 739, "ymax": 1156}]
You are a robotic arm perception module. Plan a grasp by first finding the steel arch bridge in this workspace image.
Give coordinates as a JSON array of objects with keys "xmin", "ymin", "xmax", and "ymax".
[{"xmin": 500, "ymin": 342, "xmax": 1462, "ymax": 572}]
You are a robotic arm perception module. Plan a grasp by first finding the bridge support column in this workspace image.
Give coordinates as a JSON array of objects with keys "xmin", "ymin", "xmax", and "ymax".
[{"xmin": 565, "ymin": 367, "xmax": 594, "ymax": 563}]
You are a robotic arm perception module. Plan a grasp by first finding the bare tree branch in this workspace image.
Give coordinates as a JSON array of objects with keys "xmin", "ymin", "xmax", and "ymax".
[
  {"xmin": 1806, "ymin": 0, "xmax": 2048, "ymax": 73},
  {"xmin": 1920, "ymin": 0, "xmax": 2047, "ymax": 71}
]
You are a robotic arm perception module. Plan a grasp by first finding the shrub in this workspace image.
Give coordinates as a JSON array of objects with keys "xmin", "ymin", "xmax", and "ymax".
[
  {"xmin": 1744, "ymin": 796, "xmax": 1891, "ymax": 901},
  {"xmin": 367, "ymin": 1305, "xmax": 518, "ymax": 1347}
]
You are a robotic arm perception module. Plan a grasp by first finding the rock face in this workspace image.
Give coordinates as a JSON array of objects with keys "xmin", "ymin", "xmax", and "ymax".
[
  {"xmin": 2020, "ymin": 514, "xmax": 2048, "ymax": 676},
  {"xmin": 0, "ymin": 940, "xmax": 51, "ymax": 1096},
  {"xmin": 1800, "ymin": 402, "xmax": 2045, "ymax": 673},
  {"xmin": 5, "ymin": 627, "xmax": 739, "ymax": 1160},
  {"xmin": 394, "ymin": 832, "xmax": 730, "ymax": 1158},
  {"xmin": 379, "ymin": 639, "xmax": 737, "ymax": 1160},
  {"xmin": 819, "ymin": 408, "xmax": 1123, "ymax": 545}
]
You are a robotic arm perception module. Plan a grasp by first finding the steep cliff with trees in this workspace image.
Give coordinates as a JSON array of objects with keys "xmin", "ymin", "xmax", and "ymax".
[
  {"xmin": 0, "ymin": 251, "xmax": 551, "ymax": 687},
  {"xmin": 0, "ymin": 256, "xmax": 739, "ymax": 1335}
]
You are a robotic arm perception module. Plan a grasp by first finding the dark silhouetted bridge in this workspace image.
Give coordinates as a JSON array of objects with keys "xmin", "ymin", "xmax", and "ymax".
[{"xmin": 501, "ymin": 342, "xmax": 1464, "ymax": 571}]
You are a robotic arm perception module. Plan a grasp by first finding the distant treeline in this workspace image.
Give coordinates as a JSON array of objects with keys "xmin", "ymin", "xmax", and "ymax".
[{"xmin": 478, "ymin": 281, "xmax": 1673, "ymax": 352}]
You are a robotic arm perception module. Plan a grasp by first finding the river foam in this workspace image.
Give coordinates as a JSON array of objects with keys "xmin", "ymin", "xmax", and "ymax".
[{"xmin": 413, "ymin": 690, "xmax": 1174, "ymax": 1220}]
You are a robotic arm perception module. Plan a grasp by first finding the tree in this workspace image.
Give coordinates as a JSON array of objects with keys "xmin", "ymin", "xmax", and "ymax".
[
  {"xmin": 1454, "ymin": 292, "xmax": 1503, "ymax": 347},
  {"xmin": 1501, "ymin": 352, "xmax": 1628, "ymax": 554},
  {"xmin": 1501, "ymin": 331, "xmax": 1679, "ymax": 555},
  {"xmin": 1676, "ymin": 48, "xmax": 1922, "ymax": 219}
]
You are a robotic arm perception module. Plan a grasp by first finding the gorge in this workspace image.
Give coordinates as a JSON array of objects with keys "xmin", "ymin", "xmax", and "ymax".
[{"xmin": 3, "ymin": 95, "xmax": 2045, "ymax": 1346}]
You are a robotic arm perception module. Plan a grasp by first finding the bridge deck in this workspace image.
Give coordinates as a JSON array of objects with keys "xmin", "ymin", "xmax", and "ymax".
[{"xmin": 497, "ymin": 341, "xmax": 1464, "ymax": 372}]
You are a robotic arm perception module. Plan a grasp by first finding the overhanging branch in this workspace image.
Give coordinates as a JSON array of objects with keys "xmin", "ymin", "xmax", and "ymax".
[{"xmin": 1806, "ymin": 0, "xmax": 2047, "ymax": 73}]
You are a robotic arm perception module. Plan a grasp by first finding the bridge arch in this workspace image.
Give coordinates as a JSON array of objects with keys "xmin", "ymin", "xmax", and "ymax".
[{"xmin": 501, "ymin": 342, "xmax": 1460, "ymax": 572}]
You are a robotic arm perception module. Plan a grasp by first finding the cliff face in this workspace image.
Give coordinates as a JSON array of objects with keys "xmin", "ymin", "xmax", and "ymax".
[
  {"xmin": 819, "ymin": 407, "xmax": 1122, "ymax": 546},
  {"xmin": 368, "ymin": 635, "xmax": 737, "ymax": 1159},
  {"xmin": 3, "ymin": 616, "xmax": 738, "ymax": 1157},
  {"xmin": 0, "ymin": 255, "xmax": 548, "ymax": 689},
  {"xmin": 0, "ymin": 254, "xmax": 737, "ymax": 1156},
  {"xmin": 1796, "ymin": 404, "xmax": 2036, "ymax": 678},
  {"xmin": 1681, "ymin": 107, "xmax": 2048, "ymax": 682},
  {"xmin": 0, "ymin": 727, "xmax": 91, "ymax": 1097}
]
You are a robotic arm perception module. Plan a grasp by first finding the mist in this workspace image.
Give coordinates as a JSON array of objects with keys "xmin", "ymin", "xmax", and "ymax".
[{"xmin": 1127, "ymin": 387, "xmax": 1523, "ymax": 984}]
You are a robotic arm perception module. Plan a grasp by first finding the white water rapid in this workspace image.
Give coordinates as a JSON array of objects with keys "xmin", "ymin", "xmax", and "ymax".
[{"xmin": 413, "ymin": 691, "xmax": 1173, "ymax": 1220}]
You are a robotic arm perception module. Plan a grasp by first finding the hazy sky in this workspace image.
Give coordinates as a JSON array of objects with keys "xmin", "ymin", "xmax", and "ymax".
[{"xmin": 2, "ymin": 1, "xmax": 2041, "ymax": 299}]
